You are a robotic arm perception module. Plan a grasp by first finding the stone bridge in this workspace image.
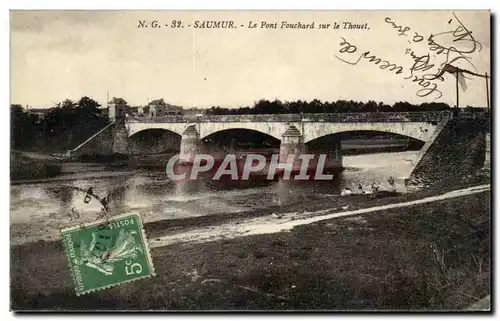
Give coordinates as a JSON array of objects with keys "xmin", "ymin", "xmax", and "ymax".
[
  {"xmin": 68, "ymin": 110, "xmax": 489, "ymax": 182},
  {"xmin": 126, "ymin": 112, "xmax": 447, "ymax": 142},
  {"xmin": 124, "ymin": 112, "xmax": 449, "ymax": 165}
]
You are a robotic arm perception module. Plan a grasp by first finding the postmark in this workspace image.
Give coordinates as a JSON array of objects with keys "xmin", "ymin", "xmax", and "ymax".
[
  {"xmin": 65, "ymin": 186, "xmax": 111, "ymax": 224},
  {"xmin": 61, "ymin": 213, "xmax": 155, "ymax": 296}
]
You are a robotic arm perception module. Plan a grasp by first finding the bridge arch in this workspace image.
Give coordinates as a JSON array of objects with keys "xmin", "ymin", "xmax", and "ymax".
[
  {"xmin": 128, "ymin": 127, "xmax": 181, "ymax": 139},
  {"xmin": 306, "ymin": 129, "xmax": 426, "ymax": 154},
  {"xmin": 128, "ymin": 128, "xmax": 181, "ymax": 155},
  {"xmin": 199, "ymin": 122, "xmax": 288, "ymax": 141},
  {"xmin": 302, "ymin": 122, "xmax": 436, "ymax": 143},
  {"xmin": 306, "ymin": 129, "xmax": 428, "ymax": 145},
  {"xmin": 201, "ymin": 128, "xmax": 281, "ymax": 151}
]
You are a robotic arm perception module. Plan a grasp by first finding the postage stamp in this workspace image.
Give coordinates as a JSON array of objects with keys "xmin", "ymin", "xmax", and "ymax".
[{"xmin": 61, "ymin": 213, "xmax": 155, "ymax": 296}]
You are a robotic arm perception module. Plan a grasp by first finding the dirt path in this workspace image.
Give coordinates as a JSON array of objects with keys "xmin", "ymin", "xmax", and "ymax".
[
  {"xmin": 10, "ymin": 186, "xmax": 490, "ymax": 310},
  {"xmin": 11, "ymin": 150, "xmax": 56, "ymax": 160},
  {"xmin": 149, "ymin": 184, "xmax": 490, "ymax": 248}
]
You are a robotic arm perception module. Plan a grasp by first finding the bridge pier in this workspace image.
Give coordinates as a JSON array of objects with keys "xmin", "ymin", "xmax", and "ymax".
[
  {"xmin": 279, "ymin": 125, "xmax": 306, "ymax": 163},
  {"xmin": 112, "ymin": 121, "xmax": 130, "ymax": 155},
  {"xmin": 179, "ymin": 125, "xmax": 200, "ymax": 162},
  {"xmin": 332, "ymin": 139, "xmax": 343, "ymax": 169}
]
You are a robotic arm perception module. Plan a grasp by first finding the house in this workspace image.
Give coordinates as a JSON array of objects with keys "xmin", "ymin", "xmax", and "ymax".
[
  {"xmin": 26, "ymin": 108, "xmax": 53, "ymax": 120},
  {"xmin": 146, "ymin": 98, "xmax": 184, "ymax": 117},
  {"xmin": 148, "ymin": 98, "xmax": 167, "ymax": 117},
  {"xmin": 138, "ymin": 105, "xmax": 150, "ymax": 116},
  {"xmin": 127, "ymin": 106, "xmax": 140, "ymax": 116},
  {"xmin": 165, "ymin": 104, "xmax": 183, "ymax": 116}
]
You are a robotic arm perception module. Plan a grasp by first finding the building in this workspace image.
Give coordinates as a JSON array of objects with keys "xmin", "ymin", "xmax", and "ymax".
[
  {"xmin": 108, "ymin": 97, "xmax": 128, "ymax": 122},
  {"xmin": 138, "ymin": 105, "xmax": 150, "ymax": 116},
  {"xmin": 26, "ymin": 107, "xmax": 53, "ymax": 120},
  {"xmin": 148, "ymin": 99, "xmax": 166, "ymax": 117},
  {"xmin": 145, "ymin": 98, "xmax": 184, "ymax": 117},
  {"xmin": 127, "ymin": 106, "xmax": 140, "ymax": 116},
  {"xmin": 165, "ymin": 104, "xmax": 183, "ymax": 116}
]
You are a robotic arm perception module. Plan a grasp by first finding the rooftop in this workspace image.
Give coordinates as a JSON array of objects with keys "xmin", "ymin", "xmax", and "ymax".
[
  {"xmin": 148, "ymin": 98, "xmax": 166, "ymax": 106},
  {"xmin": 108, "ymin": 97, "xmax": 128, "ymax": 105}
]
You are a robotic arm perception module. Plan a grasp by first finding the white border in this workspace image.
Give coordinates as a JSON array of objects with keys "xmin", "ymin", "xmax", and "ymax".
[{"xmin": 3, "ymin": 0, "xmax": 500, "ymax": 10}]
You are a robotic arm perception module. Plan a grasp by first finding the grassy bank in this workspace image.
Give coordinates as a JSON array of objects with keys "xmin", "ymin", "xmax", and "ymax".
[
  {"xmin": 10, "ymin": 151, "xmax": 62, "ymax": 180},
  {"xmin": 139, "ymin": 174, "xmax": 489, "ymax": 241},
  {"xmin": 11, "ymin": 190, "xmax": 490, "ymax": 311}
]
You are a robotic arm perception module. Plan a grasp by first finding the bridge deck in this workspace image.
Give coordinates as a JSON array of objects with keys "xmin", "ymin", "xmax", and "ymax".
[{"xmin": 126, "ymin": 111, "xmax": 455, "ymax": 123}]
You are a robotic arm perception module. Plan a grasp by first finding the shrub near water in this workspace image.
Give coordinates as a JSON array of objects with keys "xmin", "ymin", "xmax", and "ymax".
[{"xmin": 10, "ymin": 152, "xmax": 61, "ymax": 180}]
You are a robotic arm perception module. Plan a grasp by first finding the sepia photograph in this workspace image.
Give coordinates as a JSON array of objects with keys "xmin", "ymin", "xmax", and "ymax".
[{"xmin": 9, "ymin": 9, "xmax": 491, "ymax": 311}]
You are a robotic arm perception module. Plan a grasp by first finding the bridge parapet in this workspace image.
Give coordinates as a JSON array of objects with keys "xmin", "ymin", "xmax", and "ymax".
[
  {"xmin": 127, "ymin": 111, "xmax": 454, "ymax": 124},
  {"xmin": 300, "ymin": 111, "xmax": 448, "ymax": 123}
]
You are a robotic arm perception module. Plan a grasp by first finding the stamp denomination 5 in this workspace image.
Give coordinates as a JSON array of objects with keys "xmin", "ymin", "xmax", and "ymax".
[{"xmin": 61, "ymin": 213, "xmax": 155, "ymax": 296}]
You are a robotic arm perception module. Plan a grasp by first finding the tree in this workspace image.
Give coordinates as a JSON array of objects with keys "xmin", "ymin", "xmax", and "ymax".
[
  {"xmin": 38, "ymin": 97, "xmax": 109, "ymax": 151},
  {"xmin": 109, "ymin": 97, "xmax": 128, "ymax": 105},
  {"xmin": 11, "ymin": 104, "xmax": 26, "ymax": 149},
  {"xmin": 78, "ymin": 96, "xmax": 101, "ymax": 110},
  {"xmin": 364, "ymin": 100, "xmax": 378, "ymax": 112},
  {"xmin": 10, "ymin": 104, "xmax": 42, "ymax": 150},
  {"xmin": 60, "ymin": 99, "xmax": 77, "ymax": 109},
  {"xmin": 393, "ymin": 101, "xmax": 414, "ymax": 112}
]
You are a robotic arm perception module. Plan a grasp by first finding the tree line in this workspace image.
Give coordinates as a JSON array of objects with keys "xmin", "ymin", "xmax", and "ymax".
[
  {"xmin": 205, "ymin": 99, "xmax": 454, "ymax": 115},
  {"xmin": 11, "ymin": 96, "xmax": 109, "ymax": 152}
]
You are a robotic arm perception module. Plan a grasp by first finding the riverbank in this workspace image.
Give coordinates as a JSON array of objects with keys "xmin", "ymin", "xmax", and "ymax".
[
  {"xmin": 9, "ymin": 168, "xmax": 489, "ymax": 247},
  {"xmin": 11, "ymin": 182, "xmax": 490, "ymax": 310},
  {"xmin": 341, "ymin": 138, "xmax": 422, "ymax": 156},
  {"xmin": 10, "ymin": 151, "xmax": 62, "ymax": 180}
]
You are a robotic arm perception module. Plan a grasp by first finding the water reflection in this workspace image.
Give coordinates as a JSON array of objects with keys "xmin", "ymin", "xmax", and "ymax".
[
  {"xmin": 58, "ymin": 185, "xmax": 73, "ymax": 213},
  {"xmin": 10, "ymin": 151, "xmax": 418, "ymax": 244},
  {"xmin": 108, "ymin": 177, "xmax": 127, "ymax": 212},
  {"xmin": 173, "ymin": 178, "xmax": 206, "ymax": 196}
]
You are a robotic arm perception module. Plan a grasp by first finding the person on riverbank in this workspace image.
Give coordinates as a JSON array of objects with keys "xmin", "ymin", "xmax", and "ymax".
[
  {"xmin": 341, "ymin": 187, "xmax": 353, "ymax": 196},
  {"xmin": 371, "ymin": 182, "xmax": 379, "ymax": 197},
  {"xmin": 387, "ymin": 176, "xmax": 396, "ymax": 192}
]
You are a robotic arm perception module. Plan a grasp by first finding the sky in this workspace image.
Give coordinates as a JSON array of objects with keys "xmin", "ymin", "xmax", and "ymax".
[{"xmin": 10, "ymin": 10, "xmax": 490, "ymax": 109}]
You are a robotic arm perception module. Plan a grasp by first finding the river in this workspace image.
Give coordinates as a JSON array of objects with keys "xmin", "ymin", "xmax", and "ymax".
[{"xmin": 10, "ymin": 151, "xmax": 418, "ymax": 246}]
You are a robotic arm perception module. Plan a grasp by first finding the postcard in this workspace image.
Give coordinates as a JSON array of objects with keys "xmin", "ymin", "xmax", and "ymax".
[{"xmin": 10, "ymin": 10, "xmax": 491, "ymax": 311}]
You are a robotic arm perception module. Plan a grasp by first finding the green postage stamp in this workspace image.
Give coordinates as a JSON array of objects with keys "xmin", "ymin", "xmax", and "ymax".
[{"xmin": 61, "ymin": 213, "xmax": 155, "ymax": 296}]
